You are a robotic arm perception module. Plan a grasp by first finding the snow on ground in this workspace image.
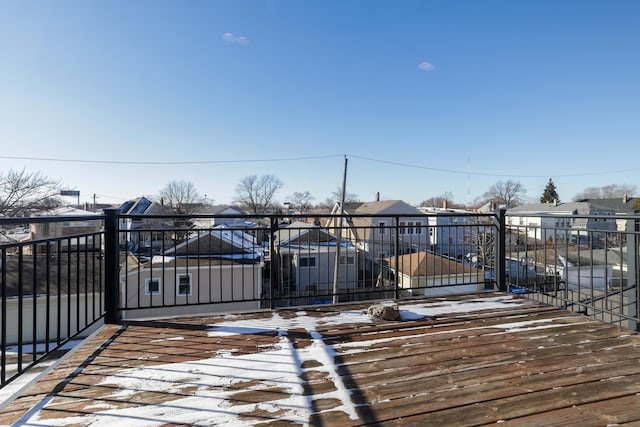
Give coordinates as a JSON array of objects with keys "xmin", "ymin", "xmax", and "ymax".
[
  {"xmin": 0, "ymin": 340, "xmax": 84, "ymax": 408},
  {"xmin": 18, "ymin": 295, "xmax": 539, "ymax": 426}
]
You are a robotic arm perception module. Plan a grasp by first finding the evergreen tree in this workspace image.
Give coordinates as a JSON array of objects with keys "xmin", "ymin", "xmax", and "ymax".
[{"xmin": 540, "ymin": 178, "xmax": 560, "ymax": 203}]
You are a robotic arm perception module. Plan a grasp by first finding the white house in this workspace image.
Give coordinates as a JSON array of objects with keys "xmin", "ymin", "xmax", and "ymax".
[
  {"xmin": 273, "ymin": 221, "xmax": 358, "ymax": 297},
  {"xmin": 419, "ymin": 206, "xmax": 478, "ymax": 258},
  {"xmin": 191, "ymin": 205, "xmax": 247, "ymax": 229},
  {"xmin": 326, "ymin": 200, "xmax": 429, "ymax": 261}
]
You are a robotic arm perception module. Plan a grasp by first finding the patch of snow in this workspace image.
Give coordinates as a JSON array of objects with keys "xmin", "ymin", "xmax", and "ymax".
[{"xmin": 150, "ymin": 336, "xmax": 184, "ymax": 343}]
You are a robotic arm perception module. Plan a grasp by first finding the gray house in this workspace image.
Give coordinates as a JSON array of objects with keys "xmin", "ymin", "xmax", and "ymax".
[{"xmin": 507, "ymin": 201, "xmax": 617, "ymax": 245}]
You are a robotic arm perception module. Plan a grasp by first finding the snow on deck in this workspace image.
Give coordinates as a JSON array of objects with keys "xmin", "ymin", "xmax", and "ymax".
[{"xmin": 3, "ymin": 292, "xmax": 640, "ymax": 426}]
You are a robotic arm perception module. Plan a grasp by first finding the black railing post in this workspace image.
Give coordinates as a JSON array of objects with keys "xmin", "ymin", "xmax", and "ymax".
[
  {"xmin": 269, "ymin": 216, "xmax": 278, "ymax": 309},
  {"xmin": 394, "ymin": 216, "xmax": 400, "ymax": 300},
  {"xmin": 497, "ymin": 209, "xmax": 507, "ymax": 292},
  {"xmin": 627, "ymin": 214, "xmax": 639, "ymax": 331},
  {"xmin": 104, "ymin": 209, "xmax": 121, "ymax": 323}
]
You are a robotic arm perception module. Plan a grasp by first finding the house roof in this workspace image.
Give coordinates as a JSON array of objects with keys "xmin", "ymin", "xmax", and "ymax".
[
  {"xmin": 354, "ymin": 200, "xmax": 422, "ymax": 215},
  {"xmin": 143, "ymin": 258, "xmax": 242, "ymax": 268},
  {"xmin": 119, "ymin": 197, "xmax": 171, "ymax": 216},
  {"xmin": 509, "ymin": 201, "xmax": 615, "ymax": 215},
  {"xmin": 275, "ymin": 221, "xmax": 338, "ymax": 246},
  {"xmin": 385, "ymin": 251, "xmax": 481, "ymax": 277},
  {"xmin": 163, "ymin": 229, "xmax": 261, "ymax": 258},
  {"xmin": 36, "ymin": 206, "xmax": 100, "ymax": 217},
  {"xmin": 194, "ymin": 204, "xmax": 247, "ymax": 215},
  {"xmin": 575, "ymin": 197, "xmax": 638, "ymax": 213}
]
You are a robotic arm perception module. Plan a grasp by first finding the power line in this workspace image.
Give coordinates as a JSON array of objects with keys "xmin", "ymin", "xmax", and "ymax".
[
  {"xmin": 2, "ymin": 153, "xmax": 638, "ymax": 179},
  {"xmin": 0, "ymin": 154, "xmax": 343, "ymax": 165},
  {"xmin": 348, "ymin": 155, "xmax": 640, "ymax": 178}
]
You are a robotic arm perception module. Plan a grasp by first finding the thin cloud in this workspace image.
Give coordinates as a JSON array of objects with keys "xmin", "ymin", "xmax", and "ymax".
[
  {"xmin": 418, "ymin": 62, "xmax": 435, "ymax": 71},
  {"xmin": 222, "ymin": 32, "xmax": 249, "ymax": 45}
]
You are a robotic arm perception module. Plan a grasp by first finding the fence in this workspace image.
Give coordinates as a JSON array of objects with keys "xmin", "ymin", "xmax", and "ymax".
[
  {"xmin": 1, "ymin": 207, "xmax": 639, "ymax": 389},
  {"xmin": 504, "ymin": 210, "xmax": 640, "ymax": 330},
  {"xmin": 1, "ymin": 215, "xmax": 104, "ymax": 388}
]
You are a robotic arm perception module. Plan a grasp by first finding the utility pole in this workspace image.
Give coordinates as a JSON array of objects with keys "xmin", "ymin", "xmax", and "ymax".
[{"xmin": 333, "ymin": 156, "xmax": 348, "ymax": 304}]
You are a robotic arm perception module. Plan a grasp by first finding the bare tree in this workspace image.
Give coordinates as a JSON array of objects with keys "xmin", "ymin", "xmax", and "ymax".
[
  {"xmin": 234, "ymin": 175, "xmax": 284, "ymax": 214},
  {"xmin": 420, "ymin": 192, "xmax": 466, "ymax": 209},
  {"xmin": 481, "ymin": 180, "xmax": 526, "ymax": 207},
  {"xmin": 159, "ymin": 180, "xmax": 201, "ymax": 214},
  {"xmin": 573, "ymin": 184, "xmax": 637, "ymax": 201},
  {"xmin": 0, "ymin": 169, "xmax": 61, "ymax": 217},
  {"xmin": 287, "ymin": 191, "xmax": 315, "ymax": 212},
  {"xmin": 330, "ymin": 187, "xmax": 360, "ymax": 204}
]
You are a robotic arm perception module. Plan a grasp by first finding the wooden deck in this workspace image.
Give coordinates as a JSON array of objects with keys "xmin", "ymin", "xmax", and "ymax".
[{"xmin": 2, "ymin": 292, "xmax": 640, "ymax": 426}]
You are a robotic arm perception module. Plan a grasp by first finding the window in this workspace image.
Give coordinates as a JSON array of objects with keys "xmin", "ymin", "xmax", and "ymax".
[
  {"xmin": 145, "ymin": 278, "xmax": 161, "ymax": 295},
  {"xmin": 340, "ymin": 255, "xmax": 355, "ymax": 265},
  {"xmin": 399, "ymin": 222, "xmax": 406, "ymax": 235},
  {"xmin": 407, "ymin": 221, "xmax": 414, "ymax": 235},
  {"xmin": 299, "ymin": 256, "xmax": 316, "ymax": 267},
  {"xmin": 176, "ymin": 273, "xmax": 192, "ymax": 296},
  {"xmin": 415, "ymin": 221, "xmax": 423, "ymax": 234},
  {"xmin": 378, "ymin": 221, "xmax": 386, "ymax": 235}
]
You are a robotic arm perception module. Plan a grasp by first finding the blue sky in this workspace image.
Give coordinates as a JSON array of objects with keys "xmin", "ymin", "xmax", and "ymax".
[{"xmin": 1, "ymin": 0, "xmax": 639, "ymax": 207}]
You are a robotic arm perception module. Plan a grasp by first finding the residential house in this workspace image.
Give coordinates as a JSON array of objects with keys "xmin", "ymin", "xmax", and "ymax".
[
  {"xmin": 507, "ymin": 201, "xmax": 617, "ymax": 245},
  {"xmin": 476, "ymin": 201, "xmax": 509, "ymax": 214},
  {"xmin": 326, "ymin": 200, "xmax": 429, "ymax": 273},
  {"xmin": 119, "ymin": 197, "xmax": 173, "ymax": 258},
  {"xmin": 383, "ymin": 251, "xmax": 486, "ymax": 297},
  {"xmin": 575, "ymin": 195, "xmax": 638, "ymax": 233},
  {"xmin": 191, "ymin": 205, "xmax": 247, "ymax": 229},
  {"xmin": 273, "ymin": 221, "xmax": 358, "ymax": 299},
  {"xmin": 418, "ymin": 206, "xmax": 479, "ymax": 258},
  {"xmin": 30, "ymin": 206, "xmax": 102, "ymax": 251},
  {"xmin": 120, "ymin": 228, "xmax": 264, "ymax": 319}
]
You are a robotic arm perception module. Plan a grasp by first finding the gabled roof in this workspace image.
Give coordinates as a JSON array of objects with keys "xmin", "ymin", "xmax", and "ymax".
[
  {"xmin": 120, "ymin": 197, "xmax": 171, "ymax": 216},
  {"xmin": 36, "ymin": 206, "xmax": 100, "ymax": 217},
  {"xmin": 576, "ymin": 197, "xmax": 637, "ymax": 213},
  {"xmin": 509, "ymin": 201, "xmax": 615, "ymax": 215},
  {"xmin": 353, "ymin": 200, "xmax": 422, "ymax": 215},
  {"xmin": 195, "ymin": 204, "xmax": 247, "ymax": 215},
  {"xmin": 275, "ymin": 221, "xmax": 337, "ymax": 246},
  {"xmin": 385, "ymin": 252, "xmax": 481, "ymax": 277},
  {"xmin": 164, "ymin": 228, "xmax": 261, "ymax": 259}
]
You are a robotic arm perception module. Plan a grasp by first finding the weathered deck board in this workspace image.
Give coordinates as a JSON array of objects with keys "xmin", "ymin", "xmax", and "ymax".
[{"xmin": 2, "ymin": 293, "xmax": 640, "ymax": 426}]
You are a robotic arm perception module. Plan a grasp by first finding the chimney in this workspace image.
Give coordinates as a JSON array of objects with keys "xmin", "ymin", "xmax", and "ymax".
[
  {"xmin": 375, "ymin": 192, "xmax": 380, "ymax": 202},
  {"xmin": 443, "ymin": 199, "xmax": 447, "ymax": 209},
  {"xmin": 553, "ymin": 199, "xmax": 558, "ymax": 206},
  {"xmin": 623, "ymin": 193, "xmax": 628, "ymax": 204}
]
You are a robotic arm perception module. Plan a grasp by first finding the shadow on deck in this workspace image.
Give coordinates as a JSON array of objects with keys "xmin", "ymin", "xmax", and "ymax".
[{"xmin": 2, "ymin": 292, "xmax": 640, "ymax": 426}]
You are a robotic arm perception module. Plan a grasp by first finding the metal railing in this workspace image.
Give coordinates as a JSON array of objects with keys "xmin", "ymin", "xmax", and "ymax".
[
  {"xmin": 1, "ymin": 208, "xmax": 639, "ymax": 390},
  {"xmin": 504, "ymin": 211, "xmax": 640, "ymax": 329},
  {"xmin": 1, "ymin": 215, "xmax": 105, "ymax": 389},
  {"xmin": 108, "ymin": 210, "xmax": 498, "ymax": 318}
]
